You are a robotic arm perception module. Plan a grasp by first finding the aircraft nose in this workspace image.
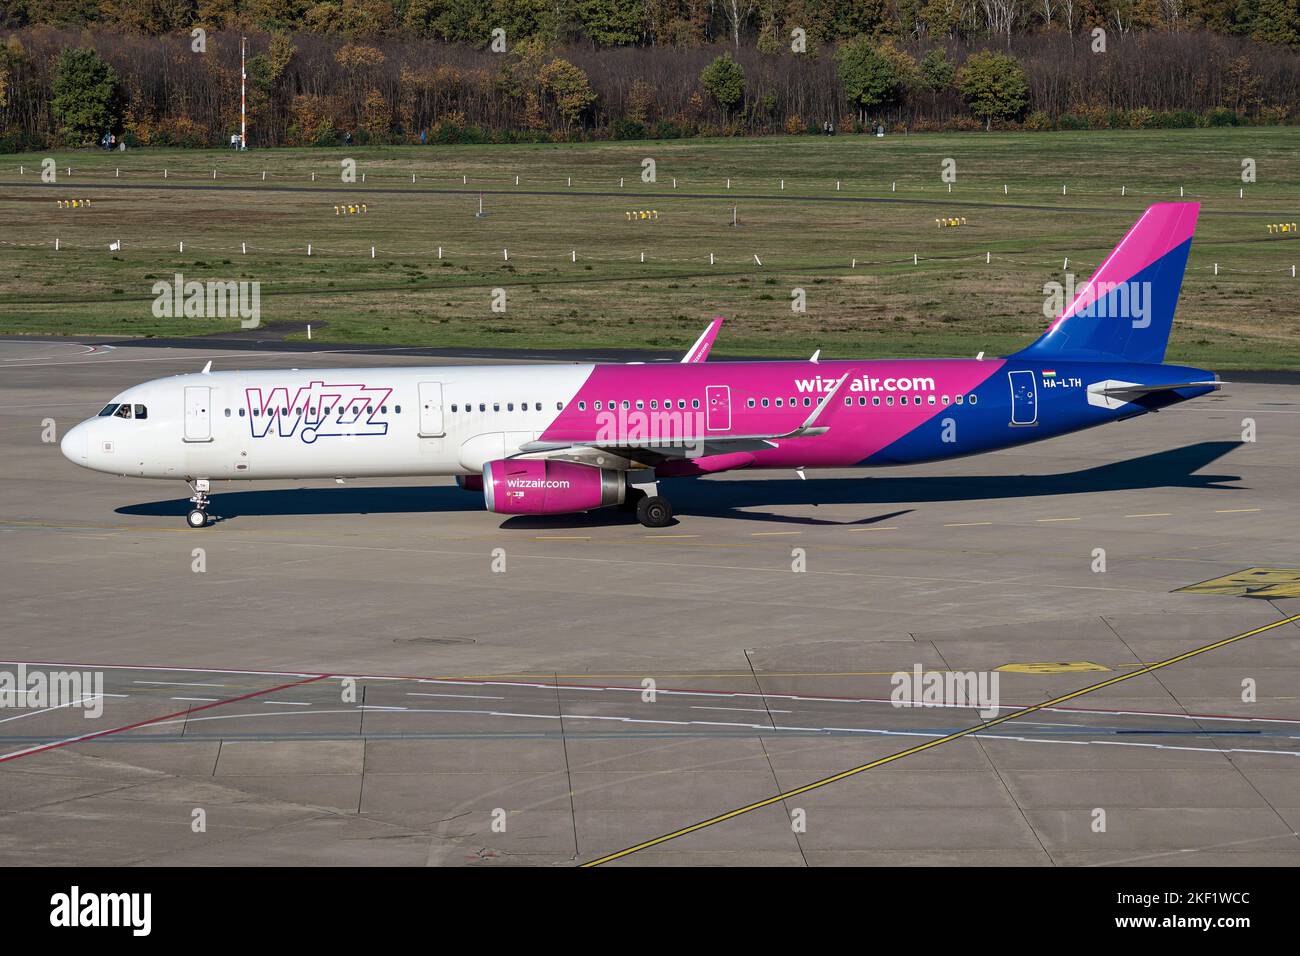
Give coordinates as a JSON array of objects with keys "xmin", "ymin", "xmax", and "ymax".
[{"xmin": 61, "ymin": 421, "xmax": 89, "ymax": 465}]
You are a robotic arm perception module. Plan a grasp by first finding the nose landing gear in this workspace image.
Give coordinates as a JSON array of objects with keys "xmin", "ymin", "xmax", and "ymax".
[{"xmin": 186, "ymin": 479, "xmax": 211, "ymax": 528}]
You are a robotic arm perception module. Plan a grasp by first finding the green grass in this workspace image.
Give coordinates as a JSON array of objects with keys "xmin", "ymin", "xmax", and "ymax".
[{"xmin": 2, "ymin": 128, "xmax": 1299, "ymax": 368}]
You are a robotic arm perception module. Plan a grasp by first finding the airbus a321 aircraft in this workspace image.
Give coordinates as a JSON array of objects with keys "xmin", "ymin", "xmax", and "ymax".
[{"xmin": 62, "ymin": 203, "xmax": 1217, "ymax": 529}]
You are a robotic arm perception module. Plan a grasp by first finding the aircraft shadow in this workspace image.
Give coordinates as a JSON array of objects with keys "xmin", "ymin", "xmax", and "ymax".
[{"xmin": 116, "ymin": 441, "xmax": 1244, "ymax": 527}]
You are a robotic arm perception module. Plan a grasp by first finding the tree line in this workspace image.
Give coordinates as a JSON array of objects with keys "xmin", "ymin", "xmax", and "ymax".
[
  {"xmin": 1, "ymin": 25, "xmax": 1295, "ymax": 150},
  {"xmin": 3, "ymin": 0, "xmax": 1298, "ymax": 48}
]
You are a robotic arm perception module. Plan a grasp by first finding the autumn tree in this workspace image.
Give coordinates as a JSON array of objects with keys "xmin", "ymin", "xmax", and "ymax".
[
  {"xmin": 538, "ymin": 57, "xmax": 595, "ymax": 128},
  {"xmin": 958, "ymin": 49, "xmax": 1028, "ymax": 130}
]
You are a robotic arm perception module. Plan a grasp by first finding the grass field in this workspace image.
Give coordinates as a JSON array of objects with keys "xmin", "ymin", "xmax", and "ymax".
[{"xmin": 2, "ymin": 128, "xmax": 1299, "ymax": 368}]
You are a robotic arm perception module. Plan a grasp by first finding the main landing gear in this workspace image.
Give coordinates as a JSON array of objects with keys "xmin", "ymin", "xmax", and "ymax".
[
  {"xmin": 622, "ymin": 473, "xmax": 674, "ymax": 528},
  {"xmin": 186, "ymin": 479, "xmax": 212, "ymax": 528}
]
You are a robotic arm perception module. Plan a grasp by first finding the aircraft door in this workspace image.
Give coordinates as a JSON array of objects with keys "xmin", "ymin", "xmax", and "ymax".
[
  {"xmin": 183, "ymin": 386, "xmax": 212, "ymax": 442},
  {"xmin": 1008, "ymin": 370, "xmax": 1038, "ymax": 426},
  {"xmin": 418, "ymin": 382, "xmax": 445, "ymax": 437},
  {"xmin": 706, "ymin": 385, "xmax": 731, "ymax": 431}
]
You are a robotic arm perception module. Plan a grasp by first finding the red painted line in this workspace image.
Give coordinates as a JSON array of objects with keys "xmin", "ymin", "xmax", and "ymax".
[{"xmin": 0, "ymin": 673, "xmax": 331, "ymax": 763}]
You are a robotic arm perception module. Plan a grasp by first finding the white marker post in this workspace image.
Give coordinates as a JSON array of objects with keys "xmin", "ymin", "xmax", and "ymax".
[{"xmin": 307, "ymin": 244, "xmax": 312, "ymax": 256}]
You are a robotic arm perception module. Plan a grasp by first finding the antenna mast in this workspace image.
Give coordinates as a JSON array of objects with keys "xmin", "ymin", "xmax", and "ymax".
[{"xmin": 240, "ymin": 36, "xmax": 247, "ymax": 150}]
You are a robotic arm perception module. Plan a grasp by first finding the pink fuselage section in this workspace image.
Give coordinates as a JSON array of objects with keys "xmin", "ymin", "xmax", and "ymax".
[{"xmin": 538, "ymin": 358, "xmax": 1005, "ymax": 472}]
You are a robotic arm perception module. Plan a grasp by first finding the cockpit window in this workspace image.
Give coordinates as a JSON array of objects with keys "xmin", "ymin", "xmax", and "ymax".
[
  {"xmin": 98, "ymin": 404, "xmax": 119, "ymax": 417},
  {"xmin": 114, "ymin": 404, "xmax": 133, "ymax": 419},
  {"xmin": 134, "ymin": 404, "xmax": 148, "ymax": 419}
]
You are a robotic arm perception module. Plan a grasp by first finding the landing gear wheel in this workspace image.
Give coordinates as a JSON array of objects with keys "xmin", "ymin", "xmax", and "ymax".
[
  {"xmin": 636, "ymin": 495, "xmax": 673, "ymax": 528},
  {"xmin": 186, "ymin": 479, "xmax": 211, "ymax": 528},
  {"xmin": 621, "ymin": 488, "xmax": 647, "ymax": 512}
]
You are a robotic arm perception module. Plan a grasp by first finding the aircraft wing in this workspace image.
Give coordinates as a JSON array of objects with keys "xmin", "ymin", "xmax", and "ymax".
[
  {"xmin": 680, "ymin": 318, "xmax": 723, "ymax": 363},
  {"xmin": 519, "ymin": 372, "xmax": 847, "ymax": 465}
]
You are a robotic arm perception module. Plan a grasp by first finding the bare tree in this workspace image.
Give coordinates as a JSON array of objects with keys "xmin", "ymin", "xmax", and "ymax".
[{"xmin": 720, "ymin": 0, "xmax": 756, "ymax": 48}]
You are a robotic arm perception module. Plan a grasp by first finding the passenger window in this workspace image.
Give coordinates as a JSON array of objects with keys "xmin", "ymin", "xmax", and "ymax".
[
  {"xmin": 535, "ymin": 403, "xmax": 542, "ymax": 411},
  {"xmin": 803, "ymin": 397, "xmax": 812, "ymax": 407},
  {"xmin": 969, "ymin": 395, "xmax": 978, "ymax": 405},
  {"xmin": 395, "ymin": 405, "xmax": 402, "ymax": 413},
  {"xmin": 858, "ymin": 397, "xmax": 866, "ymax": 406},
  {"xmin": 677, "ymin": 400, "xmax": 686, "ymax": 409},
  {"xmin": 955, "ymin": 395, "xmax": 964, "ymax": 405},
  {"xmin": 451, "ymin": 404, "xmax": 458, "ymax": 412},
  {"xmin": 636, "ymin": 400, "xmax": 644, "ymax": 410},
  {"xmin": 927, "ymin": 396, "xmax": 935, "ymax": 405},
  {"xmin": 579, "ymin": 401, "xmax": 586, "ymax": 411},
  {"xmin": 479, "ymin": 403, "xmax": 485, "ymax": 412},
  {"xmin": 621, "ymin": 400, "xmax": 630, "ymax": 410},
  {"xmin": 691, "ymin": 399, "xmax": 700, "ymax": 409},
  {"xmin": 942, "ymin": 396, "xmax": 950, "ymax": 405},
  {"xmin": 507, "ymin": 403, "xmax": 514, "ymax": 411},
  {"xmin": 761, "ymin": 398, "xmax": 769, "ymax": 408},
  {"xmin": 651, "ymin": 400, "xmax": 658, "ymax": 410},
  {"xmin": 886, "ymin": 396, "xmax": 894, "ymax": 406},
  {"xmin": 380, "ymin": 406, "xmax": 387, "ymax": 413},
  {"xmin": 224, "ymin": 408, "xmax": 231, "ymax": 417},
  {"xmin": 239, "ymin": 408, "xmax": 246, "ymax": 417},
  {"xmin": 493, "ymin": 403, "xmax": 500, "ymax": 412},
  {"xmin": 748, "ymin": 399, "xmax": 757, "ymax": 408},
  {"xmin": 901, "ymin": 397, "xmax": 908, "ymax": 405},
  {"xmin": 872, "ymin": 396, "xmax": 881, "ymax": 406},
  {"xmin": 556, "ymin": 402, "xmax": 563, "ymax": 410},
  {"xmin": 844, "ymin": 397, "xmax": 852, "ymax": 406}
]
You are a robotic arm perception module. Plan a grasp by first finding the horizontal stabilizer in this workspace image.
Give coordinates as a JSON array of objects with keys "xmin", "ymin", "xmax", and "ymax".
[{"xmin": 1087, "ymin": 379, "xmax": 1220, "ymax": 410}]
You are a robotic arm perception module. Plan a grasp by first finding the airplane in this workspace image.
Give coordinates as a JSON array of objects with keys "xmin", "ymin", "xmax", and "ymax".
[{"xmin": 61, "ymin": 202, "xmax": 1219, "ymax": 529}]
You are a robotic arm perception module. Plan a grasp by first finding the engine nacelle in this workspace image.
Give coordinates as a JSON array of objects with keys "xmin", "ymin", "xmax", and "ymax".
[{"xmin": 482, "ymin": 459, "xmax": 624, "ymax": 515}]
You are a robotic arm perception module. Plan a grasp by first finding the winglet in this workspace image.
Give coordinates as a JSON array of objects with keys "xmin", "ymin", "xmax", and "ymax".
[
  {"xmin": 681, "ymin": 317, "xmax": 723, "ymax": 363},
  {"xmin": 778, "ymin": 372, "xmax": 850, "ymax": 439},
  {"xmin": 200, "ymin": 360, "xmax": 212, "ymax": 375}
]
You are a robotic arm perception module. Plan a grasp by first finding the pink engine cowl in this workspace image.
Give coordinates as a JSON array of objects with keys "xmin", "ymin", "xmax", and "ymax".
[{"xmin": 482, "ymin": 459, "xmax": 625, "ymax": 515}]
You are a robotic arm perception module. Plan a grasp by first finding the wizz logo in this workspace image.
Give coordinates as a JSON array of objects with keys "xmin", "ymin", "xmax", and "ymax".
[{"xmin": 245, "ymin": 381, "xmax": 393, "ymax": 444}]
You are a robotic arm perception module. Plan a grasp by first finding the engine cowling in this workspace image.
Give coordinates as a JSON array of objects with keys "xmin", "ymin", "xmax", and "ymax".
[{"xmin": 482, "ymin": 459, "xmax": 624, "ymax": 515}]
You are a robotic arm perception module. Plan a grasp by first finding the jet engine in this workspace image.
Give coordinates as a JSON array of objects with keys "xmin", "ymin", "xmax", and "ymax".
[{"xmin": 482, "ymin": 459, "xmax": 625, "ymax": 515}]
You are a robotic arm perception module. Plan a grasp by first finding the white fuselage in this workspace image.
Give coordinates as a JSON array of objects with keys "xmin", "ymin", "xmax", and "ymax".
[{"xmin": 61, "ymin": 365, "xmax": 592, "ymax": 481}]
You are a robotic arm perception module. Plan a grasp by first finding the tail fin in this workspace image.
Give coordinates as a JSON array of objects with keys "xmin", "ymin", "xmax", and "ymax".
[{"xmin": 1015, "ymin": 202, "xmax": 1199, "ymax": 365}]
